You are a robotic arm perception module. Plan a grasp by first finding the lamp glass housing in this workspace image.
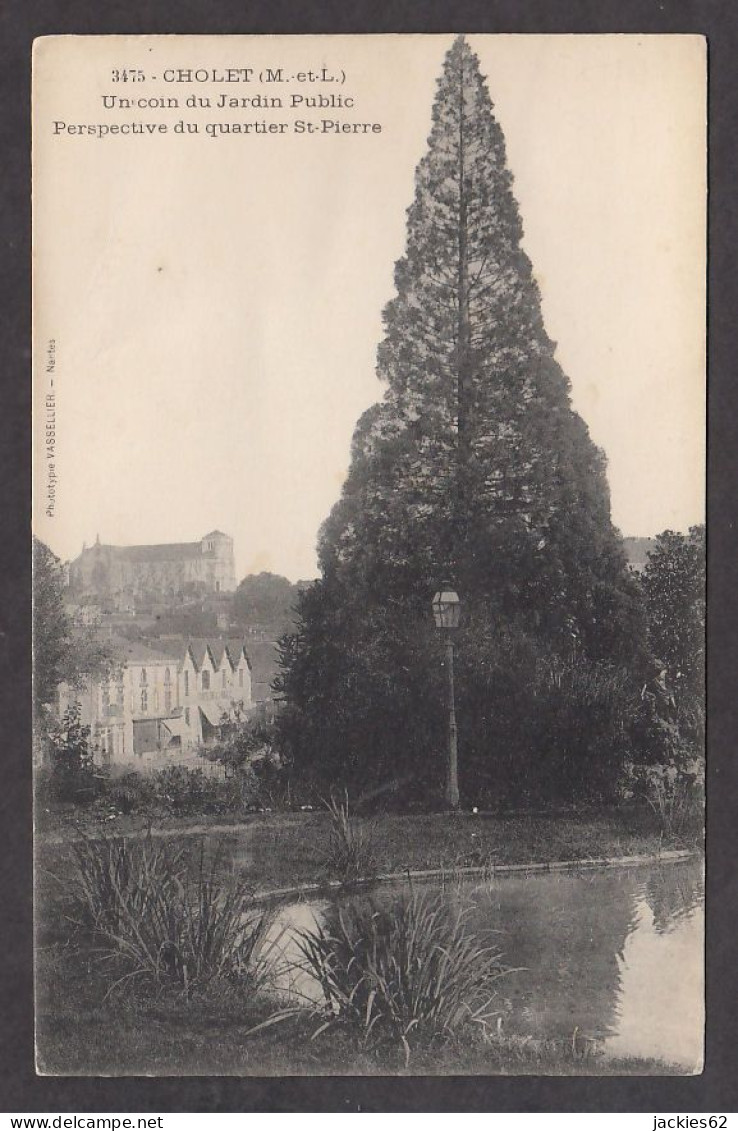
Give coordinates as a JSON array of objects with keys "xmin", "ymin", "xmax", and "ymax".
[{"xmin": 432, "ymin": 589, "xmax": 461, "ymax": 631}]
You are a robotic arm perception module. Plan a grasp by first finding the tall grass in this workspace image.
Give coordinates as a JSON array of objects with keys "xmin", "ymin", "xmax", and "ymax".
[
  {"xmin": 294, "ymin": 889, "xmax": 507, "ymax": 1065},
  {"xmin": 67, "ymin": 832, "xmax": 182, "ymax": 939},
  {"xmin": 322, "ymin": 789, "xmax": 377, "ymax": 885},
  {"xmin": 640, "ymin": 763, "xmax": 703, "ymax": 842},
  {"xmin": 67, "ymin": 834, "xmax": 276, "ymax": 999}
]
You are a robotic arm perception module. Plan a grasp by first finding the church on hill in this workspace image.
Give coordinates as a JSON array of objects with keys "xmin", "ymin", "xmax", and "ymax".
[{"xmin": 68, "ymin": 530, "xmax": 237, "ymax": 606}]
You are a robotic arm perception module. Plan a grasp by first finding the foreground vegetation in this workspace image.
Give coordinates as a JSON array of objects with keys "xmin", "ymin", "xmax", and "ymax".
[
  {"xmin": 36, "ymin": 825, "xmax": 693, "ymax": 1077},
  {"xmin": 35, "ymin": 941, "xmax": 684, "ymax": 1076},
  {"xmin": 35, "ymin": 799, "xmax": 700, "ymax": 1077},
  {"xmin": 37, "ymin": 834, "xmax": 503, "ymax": 1073}
]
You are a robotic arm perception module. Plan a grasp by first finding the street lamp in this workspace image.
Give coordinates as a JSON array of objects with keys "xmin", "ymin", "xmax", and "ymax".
[{"xmin": 432, "ymin": 587, "xmax": 461, "ymax": 810}]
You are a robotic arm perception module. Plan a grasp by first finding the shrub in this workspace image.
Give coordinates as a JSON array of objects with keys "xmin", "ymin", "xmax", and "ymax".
[
  {"xmin": 199, "ymin": 754, "xmax": 289, "ymax": 813},
  {"xmin": 295, "ymin": 889, "xmax": 506, "ymax": 1065},
  {"xmin": 249, "ymin": 751, "xmax": 290, "ymax": 808},
  {"xmin": 73, "ymin": 761, "xmax": 291, "ymax": 821},
  {"xmin": 67, "ymin": 835, "xmax": 276, "ymax": 998},
  {"xmin": 105, "ymin": 772, "xmax": 155, "ymax": 816},
  {"xmin": 322, "ymin": 790, "xmax": 377, "ymax": 885},
  {"xmin": 46, "ymin": 703, "xmax": 101, "ymax": 802},
  {"xmin": 462, "ymin": 644, "xmax": 658, "ymax": 810},
  {"xmin": 631, "ymin": 759, "xmax": 704, "ymax": 842},
  {"xmin": 152, "ymin": 766, "xmax": 227, "ymax": 816},
  {"xmin": 201, "ymin": 703, "xmax": 292, "ymax": 810},
  {"xmin": 203, "ymin": 703, "xmax": 279, "ymax": 774}
]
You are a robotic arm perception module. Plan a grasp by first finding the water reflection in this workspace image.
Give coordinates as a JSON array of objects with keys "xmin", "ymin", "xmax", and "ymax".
[
  {"xmin": 470, "ymin": 868, "xmax": 641, "ymax": 1044},
  {"xmin": 470, "ymin": 861, "xmax": 703, "ymax": 1069},
  {"xmin": 643, "ymin": 863, "xmax": 704, "ymax": 934},
  {"xmin": 271, "ymin": 859, "xmax": 704, "ymax": 1071}
]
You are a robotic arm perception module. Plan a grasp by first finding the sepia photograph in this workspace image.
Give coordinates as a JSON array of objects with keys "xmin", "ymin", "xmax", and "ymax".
[{"xmin": 32, "ymin": 33, "xmax": 705, "ymax": 1077}]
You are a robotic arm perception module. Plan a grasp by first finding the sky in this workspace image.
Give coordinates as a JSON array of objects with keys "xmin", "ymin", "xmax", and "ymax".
[{"xmin": 33, "ymin": 35, "xmax": 706, "ymax": 581}]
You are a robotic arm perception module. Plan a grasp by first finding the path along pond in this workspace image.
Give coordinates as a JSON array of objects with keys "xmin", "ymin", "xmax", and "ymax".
[{"xmin": 263, "ymin": 857, "xmax": 703, "ymax": 1071}]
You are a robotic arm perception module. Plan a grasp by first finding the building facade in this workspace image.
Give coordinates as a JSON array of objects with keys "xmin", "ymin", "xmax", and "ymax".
[
  {"xmin": 68, "ymin": 531, "xmax": 237, "ymax": 608},
  {"xmin": 59, "ymin": 636, "xmax": 252, "ymax": 772}
]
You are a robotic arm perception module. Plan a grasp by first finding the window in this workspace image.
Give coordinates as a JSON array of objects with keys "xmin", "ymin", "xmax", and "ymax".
[
  {"xmin": 222, "ymin": 669, "xmax": 226, "ymax": 689},
  {"xmin": 184, "ymin": 670, "xmax": 189, "ymax": 696},
  {"xmin": 153, "ymin": 689, "xmax": 159, "ymax": 712},
  {"xmin": 140, "ymin": 668, "xmax": 148, "ymax": 686},
  {"xmin": 184, "ymin": 708, "xmax": 190, "ymax": 726},
  {"xmin": 141, "ymin": 689, "xmax": 148, "ymax": 713},
  {"xmin": 164, "ymin": 667, "xmax": 171, "ymax": 684},
  {"xmin": 202, "ymin": 670, "xmax": 210, "ymax": 691},
  {"xmin": 165, "ymin": 687, "xmax": 172, "ymax": 713}
]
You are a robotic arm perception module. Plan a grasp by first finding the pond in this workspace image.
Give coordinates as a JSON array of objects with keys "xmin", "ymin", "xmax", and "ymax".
[{"xmin": 270, "ymin": 858, "xmax": 704, "ymax": 1072}]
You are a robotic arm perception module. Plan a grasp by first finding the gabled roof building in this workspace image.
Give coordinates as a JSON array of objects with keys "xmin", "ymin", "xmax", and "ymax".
[{"xmin": 58, "ymin": 635, "xmax": 252, "ymax": 771}]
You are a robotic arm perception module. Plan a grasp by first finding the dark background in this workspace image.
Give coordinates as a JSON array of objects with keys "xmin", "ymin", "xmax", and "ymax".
[{"xmin": 3, "ymin": 0, "xmax": 737, "ymax": 1114}]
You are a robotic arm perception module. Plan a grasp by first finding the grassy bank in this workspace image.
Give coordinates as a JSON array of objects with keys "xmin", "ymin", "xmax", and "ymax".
[
  {"xmin": 37, "ymin": 807, "xmax": 681, "ymax": 896},
  {"xmin": 35, "ymin": 943, "xmax": 684, "ymax": 1077}
]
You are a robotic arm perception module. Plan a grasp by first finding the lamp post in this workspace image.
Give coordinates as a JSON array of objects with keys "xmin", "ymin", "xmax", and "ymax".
[{"xmin": 432, "ymin": 587, "xmax": 461, "ymax": 810}]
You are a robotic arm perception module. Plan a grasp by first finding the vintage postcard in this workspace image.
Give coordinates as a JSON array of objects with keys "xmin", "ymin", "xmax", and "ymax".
[{"xmin": 32, "ymin": 34, "xmax": 705, "ymax": 1076}]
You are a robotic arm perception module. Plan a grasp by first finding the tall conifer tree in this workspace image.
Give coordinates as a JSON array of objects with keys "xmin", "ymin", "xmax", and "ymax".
[{"xmin": 278, "ymin": 38, "xmax": 649, "ymax": 802}]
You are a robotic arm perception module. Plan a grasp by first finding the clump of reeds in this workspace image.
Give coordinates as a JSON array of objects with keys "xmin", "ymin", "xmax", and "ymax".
[
  {"xmin": 295, "ymin": 889, "xmax": 507, "ymax": 1065},
  {"xmin": 67, "ymin": 834, "xmax": 276, "ymax": 999},
  {"xmin": 322, "ymin": 789, "xmax": 377, "ymax": 885},
  {"xmin": 67, "ymin": 831, "xmax": 179, "ymax": 939}
]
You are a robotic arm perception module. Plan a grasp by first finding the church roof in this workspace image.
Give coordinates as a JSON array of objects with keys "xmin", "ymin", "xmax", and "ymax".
[
  {"xmin": 114, "ymin": 542, "xmax": 202, "ymax": 562},
  {"xmin": 75, "ymin": 531, "xmax": 233, "ymax": 564}
]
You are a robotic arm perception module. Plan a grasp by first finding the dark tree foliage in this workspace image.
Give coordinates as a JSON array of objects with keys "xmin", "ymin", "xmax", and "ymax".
[
  {"xmin": 277, "ymin": 38, "xmax": 651, "ymax": 805},
  {"xmin": 641, "ymin": 525, "xmax": 705, "ymax": 746},
  {"xmin": 232, "ymin": 571, "xmax": 299, "ymax": 634}
]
